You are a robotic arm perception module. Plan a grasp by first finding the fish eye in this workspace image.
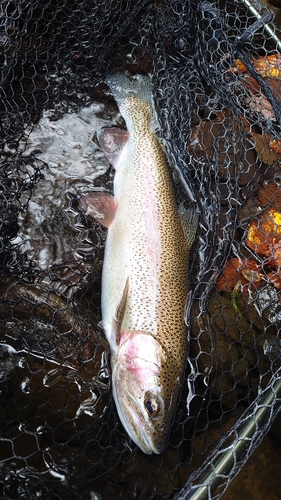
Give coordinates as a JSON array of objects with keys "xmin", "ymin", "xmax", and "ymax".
[{"xmin": 144, "ymin": 392, "xmax": 162, "ymax": 419}]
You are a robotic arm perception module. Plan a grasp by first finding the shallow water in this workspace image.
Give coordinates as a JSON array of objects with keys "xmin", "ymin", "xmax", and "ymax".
[{"xmin": 10, "ymin": 103, "xmax": 120, "ymax": 273}]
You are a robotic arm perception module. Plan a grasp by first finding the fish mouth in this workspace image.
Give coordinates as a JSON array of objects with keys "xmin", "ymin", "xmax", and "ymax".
[
  {"xmin": 118, "ymin": 399, "xmax": 164, "ymax": 455},
  {"xmin": 112, "ymin": 378, "xmax": 165, "ymax": 454},
  {"xmin": 133, "ymin": 425, "xmax": 156, "ymax": 455}
]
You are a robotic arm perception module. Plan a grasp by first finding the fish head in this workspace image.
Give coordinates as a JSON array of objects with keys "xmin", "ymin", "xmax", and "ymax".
[{"xmin": 111, "ymin": 331, "xmax": 179, "ymax": 454}]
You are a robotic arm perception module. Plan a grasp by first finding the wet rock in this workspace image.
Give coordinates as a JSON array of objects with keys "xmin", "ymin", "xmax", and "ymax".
[
  {"xmin": 222, "ymin": 434, "xmax": 281, "ymax": 500},
  {"xmin": 268, "ymin": 0, "xmax": 281, "ymax": 6},
  {"xmin": 180, "ymin": 407, "xmax": 246, "ymax": 484},
  {"xmin": 0, "ymin": 423, "xmax": 43, "ymax": 468},
  {"xmin": 190, "ymin": 287, "xmax": 279, "ymax": 409},
  {"xmin": 238, "ymin": 194, "xmax": 262, "ymax": 227},
  {"xmin": 258, "ymin": 0, "xmax": 281, "ymax": 33},
  {"xmin": 0, "ymin": 277, "xmax": 110, "ymax": 465},
  {"xmin": 270, "ymin": 411, "xmax": 281, "ymax": 443},
  {"xmin": 127, "ymin": 446, "xmax": 182, "ymax": 498},
  {"xmin": 0, "ymin": 278, "xmax": 107, "ymax": 366},
  {"xmin": 188, "ymin": 112, "xmax": 260, "ymax": 187}
]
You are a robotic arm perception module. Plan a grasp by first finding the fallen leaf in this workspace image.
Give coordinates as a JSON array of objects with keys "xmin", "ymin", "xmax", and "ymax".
[
  {"xmin": 230, "ymin": 55, "xmax": 281, "ymax": 123},
  {"xmin": 257, "ymin": 182, "xmax": 281, "ymax": 210},
  {"xmin": 269, "ymin": 139, "xmax": 281, "ymax": 154},
  {"xmin": 235, "ymin": 54, "xmax": 281, "ymax": 79},
  {"xmin": 270, "ymin": 241, "xmax": 281, "ymax": 268},
  {"xmin": 246, "ymin": 208, "xmax": 281, "ymax": 258},
  {"xmin": 188, "ymin": 113, "xmax": 258, "ymax": 185},
  {"xmin": 216, "ymin": 257, "xmax": 262, "ymax": 293},
  {"xmin": 267, "ymin": 271, "xmax": 281, "ymax": 289},
  {"xmin": 250, "ymin": 131, "xmax": 280, "ymax": 165},
  {"xmin": 246, "ymin": 92, "xmax": 276, "ymax": 121}
]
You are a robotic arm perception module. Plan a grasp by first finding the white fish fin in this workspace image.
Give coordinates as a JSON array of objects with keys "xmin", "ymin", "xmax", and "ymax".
[
  {"xmin": 97, "ymin": 127, "xmax": 129, "ymax": 169},
  {"xmin": 80, "ymin": 191, "xmax": 118, "ymax": 228},
  {"xmin": 115, "ymin": 277, "xmax": 129, "ymax": 345},
  {"xmin": 179, "ymin": 205, "xmax": 199, "ymax": 248},
  {"xmin": 186, "ymin": 358, "xmax": 197, "ymax": 416},
  {"xmin": 106, "ymin": 73, "xmax": 152, "ymax": 107}
]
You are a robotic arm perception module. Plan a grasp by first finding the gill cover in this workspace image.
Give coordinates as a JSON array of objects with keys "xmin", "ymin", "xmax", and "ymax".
[{"xmin": 111, "ymin": 332, "xmax": 167, "ymax": 454}]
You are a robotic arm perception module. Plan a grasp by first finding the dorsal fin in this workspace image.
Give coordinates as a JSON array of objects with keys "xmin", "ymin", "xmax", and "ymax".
[{"xmin": 97, "ymin": 127, "xmax": 129, "ymax": 169}]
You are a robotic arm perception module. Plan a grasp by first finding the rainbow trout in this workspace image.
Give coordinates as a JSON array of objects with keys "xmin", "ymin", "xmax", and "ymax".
[{"xmin": 81, "ymin": 73, "xmax": 197, "ymax": 454}]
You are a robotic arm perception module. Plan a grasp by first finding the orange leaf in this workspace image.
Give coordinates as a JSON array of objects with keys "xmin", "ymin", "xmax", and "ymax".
[
  {"xmin": 231, "ymin": 55, "xmax": 281, "ymax": 123},
  {"xmin": 250, "ymin": 131, "xmax": 280, "ymax": 165},
  {"xmin": 216, "ymin": 257, "xmax": 262, "ymax": 292},
  {"xmin": 271, "ymin": 241, "xmax": 281, "ymax": 268},
  {"xmin": 245, "ymin": 209, "xmax": 281, "ymax": 258},
  {"xmin": 257, "ymin": 182, "xmax": 281, "ymax": 210},
  {"xmin": 234, "ymin": 54, "xmax": 281, "ymax": 79},
  {"xmin": 269, "ymin": 139, "xmax": 281, "ymax": 154},
  {"xmin": 267, "ymin": 271, "xmax": 281, "ymax": 289}
]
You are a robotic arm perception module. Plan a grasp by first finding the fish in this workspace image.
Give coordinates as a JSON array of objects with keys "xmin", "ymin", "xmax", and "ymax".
[{"xmin": 81, "ymin": 73, "xmax": 198, "ymax": 454}]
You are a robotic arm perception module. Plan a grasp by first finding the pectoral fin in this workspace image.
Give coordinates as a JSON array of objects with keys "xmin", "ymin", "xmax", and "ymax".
[
  {"xmin": 179, "ymin": 205, "xmax": 198, "ymax": 248},
  {"xmin": 115, "ymin": 277, "xmax": 129, "ymax": 345},
  {"xmin": 80, "ymin": 191, "xmax": 118, "ymax": 228},
  {"xmin": 97, "ymin": 127, "xmax": 129, "ymax": 169}
]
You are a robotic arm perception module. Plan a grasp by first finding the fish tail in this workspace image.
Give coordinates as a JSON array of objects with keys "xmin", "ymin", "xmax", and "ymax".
[{"xmin": 106, "ymin": 73, "xmax": 152, "ymax": 108}]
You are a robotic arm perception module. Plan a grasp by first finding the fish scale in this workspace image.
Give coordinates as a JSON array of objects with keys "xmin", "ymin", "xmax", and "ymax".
[{"xmin": 81, "ymin": 73, "xmax": 198, "ymax": 454}]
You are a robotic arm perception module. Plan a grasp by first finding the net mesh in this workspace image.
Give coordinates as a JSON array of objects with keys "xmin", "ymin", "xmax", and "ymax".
[{"xmin": 1, "ymin": 0, "xmax": 281, "ymax": 498}]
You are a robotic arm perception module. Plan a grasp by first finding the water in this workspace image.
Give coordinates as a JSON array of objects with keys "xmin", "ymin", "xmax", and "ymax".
[{"xmin": 11, "ymin": 103, "xmax": 119, "ymax": 273}]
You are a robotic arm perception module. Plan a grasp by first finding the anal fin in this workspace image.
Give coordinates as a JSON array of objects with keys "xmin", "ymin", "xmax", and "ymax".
[{"xmin": 80, "ymin": 191, "xmax": 118, "ymax": 228}]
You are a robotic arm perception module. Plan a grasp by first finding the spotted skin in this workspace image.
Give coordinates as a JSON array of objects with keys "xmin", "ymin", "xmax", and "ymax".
[{"xmin": 85, "ymin": 73, "xmax": 197, "ymax": 454}]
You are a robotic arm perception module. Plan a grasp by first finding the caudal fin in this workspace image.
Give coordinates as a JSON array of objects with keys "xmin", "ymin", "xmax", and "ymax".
[{"xmin": 106, "ymin": 73, "xmax": 152, "ymax": 108}]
